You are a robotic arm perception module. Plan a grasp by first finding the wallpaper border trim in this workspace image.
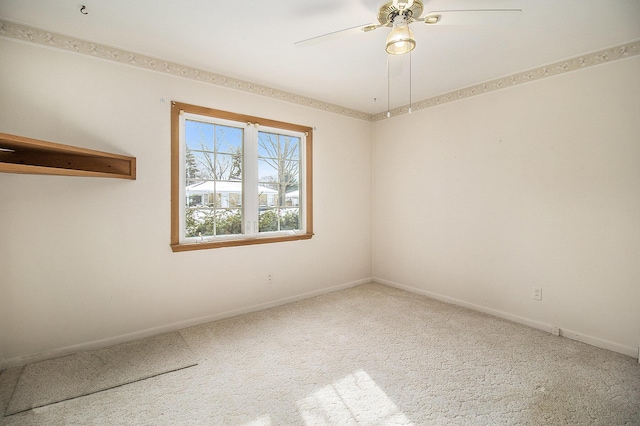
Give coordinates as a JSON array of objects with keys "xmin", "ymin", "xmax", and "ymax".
[
  {"xmin": 1, "ymin": 19, "xmax": 638, "ymax": 122},
  {"xmin": 0, "ymin": 19, "xmax": 370, "ymax": 121},
  {"xmin": 373, "ymin": 39, "xmax": 640, "ymax": 121}
]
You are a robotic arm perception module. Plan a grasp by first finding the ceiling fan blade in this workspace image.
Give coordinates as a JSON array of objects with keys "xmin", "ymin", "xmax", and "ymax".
[
  {"xmin": 421, "ymin": 9, "xmax": 522, "ymax": 26},
  {"xmin": 295, "ymin": 23, "xmax": 380, "ymax": 47}
]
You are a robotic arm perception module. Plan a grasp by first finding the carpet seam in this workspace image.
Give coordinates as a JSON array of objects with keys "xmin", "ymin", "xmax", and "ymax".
[
  {"xmin": 1, "ymin": 366, "xmax": 23, "ymax": 418},
  {"xmin": 3, "ymin": 363, "xmax": 198, "ymax": 418}
]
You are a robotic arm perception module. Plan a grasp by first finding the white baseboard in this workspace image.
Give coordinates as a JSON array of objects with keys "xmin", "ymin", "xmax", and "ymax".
[
  {"xmin": 0, "ymin": 278, "xmax": 371, "ymax": 370},
  {"xmin": 374, "ymin": 277, "xmax": 638, "ymax": 359},
  {"xmin": 5, "ymin": 277, "xmax": 634, "ymax": 369}
]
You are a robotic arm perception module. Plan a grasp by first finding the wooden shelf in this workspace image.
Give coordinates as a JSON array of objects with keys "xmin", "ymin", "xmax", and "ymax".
[{"xmin": 0, "ymin": 132, "xmax": 136, "ymax": 179}]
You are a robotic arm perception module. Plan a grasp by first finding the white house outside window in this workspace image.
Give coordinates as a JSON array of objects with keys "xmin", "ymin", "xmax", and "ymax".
[{"xmin": 171, "ymin": 102, "xmax": 313, "ymax": 251}]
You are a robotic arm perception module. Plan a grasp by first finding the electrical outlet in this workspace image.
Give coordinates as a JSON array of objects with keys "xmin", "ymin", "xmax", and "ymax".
[
  {"xmin": 551, "ymin": 326, "xmax": 560, "ymax": 336},
  {"xmin": 267, "ymin": 273, "xmax": 272, "ymax": 284},
  {"xmin": 532, "ymin": 287, "xmax": 542, "ymax": 301}
]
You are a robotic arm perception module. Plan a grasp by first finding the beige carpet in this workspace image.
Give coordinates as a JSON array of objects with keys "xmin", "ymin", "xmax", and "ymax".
[{"xmin": 1, "ymin": 283, "xmax": 639, "ymax": 425}]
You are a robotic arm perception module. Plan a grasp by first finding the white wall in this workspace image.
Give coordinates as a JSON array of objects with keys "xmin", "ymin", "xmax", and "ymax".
[
  {"xmin": 2, "ymin": 36, "xmax": 638, "ymax": 368},
  {"xmin": 373, "ymin": 56, "xmax": 640, "ymax": 356},
  {"xmin": 0, "ymin": 39, "xmax": 373, "ymax": 367}
]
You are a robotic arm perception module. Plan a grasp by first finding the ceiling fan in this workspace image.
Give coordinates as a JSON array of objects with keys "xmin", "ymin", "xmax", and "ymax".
[{"xmin": 295, "ymin": 0, "xmax": 522, "ymax": 54}]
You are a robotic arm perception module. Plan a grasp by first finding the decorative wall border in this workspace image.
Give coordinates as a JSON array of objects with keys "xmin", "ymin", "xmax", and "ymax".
[
  {"xmin": 0, "ymin": 19, "xmax": 371, "ymax": 121},
  {"xmin": 373, "ymin": 39, "xmax": 640, "ymax": 121},
  {"xmin": 1, "ymin": 19, "xmax": 638, "ymax": 122}
]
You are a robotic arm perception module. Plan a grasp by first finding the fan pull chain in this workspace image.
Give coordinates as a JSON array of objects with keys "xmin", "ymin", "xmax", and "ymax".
[
  {"xmin": 387, "ymin": 56, "xmax": 391, "ymax": 118},
  {"xmin": 409, "ymin": 51, "xmax": 412, "ymax": 114}
]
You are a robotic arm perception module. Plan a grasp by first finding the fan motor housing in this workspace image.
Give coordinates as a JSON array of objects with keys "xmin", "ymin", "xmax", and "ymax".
[{"xmin": 377, "ymin": 0, "xmax": 424, "ymax": 26}]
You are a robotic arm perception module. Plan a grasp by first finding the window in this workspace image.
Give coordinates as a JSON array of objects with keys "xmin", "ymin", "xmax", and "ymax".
[{"xmin": 171, "ymin": 102, "xmax": 313, "ymax": 251}]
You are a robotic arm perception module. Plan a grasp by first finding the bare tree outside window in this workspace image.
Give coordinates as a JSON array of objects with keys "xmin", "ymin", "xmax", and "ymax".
[
  {"xmin": 186, "ymin": 124, "xmax": 242, "ymax": 182},
  {"xmin": 258, "ymin": 132, "xmax": 299, "ymax": 206},
  {"xmin": 257, "ymin": 131, "xmax": 301, "ymax": 232}
]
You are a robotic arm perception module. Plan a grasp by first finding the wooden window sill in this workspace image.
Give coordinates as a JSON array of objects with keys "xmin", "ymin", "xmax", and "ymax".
[{"xmin": 171, "ymin": 232, "xmax": 313, "ymax": 252}]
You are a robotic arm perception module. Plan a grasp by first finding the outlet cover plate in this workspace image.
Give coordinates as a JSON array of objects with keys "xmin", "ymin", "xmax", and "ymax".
[{"xmin": 532, "ymin": 287, "xmax": 542, "ymax": 300}]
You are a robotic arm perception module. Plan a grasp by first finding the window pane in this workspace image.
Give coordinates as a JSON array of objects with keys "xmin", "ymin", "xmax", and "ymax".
[
  {"xmin": 280, "ymin": 160, "xmax": 299, "ymax": 186},
  {"xmin": 280, "ymin": 208, "xmax": 300, "ymax": 231},
  {"xmin": 185, "ymin": 207, "xmax": 215, "ymax": 238},
  {"xmin": 258, "ymin": 158, "xmax": 278, "ymax": 183},
  {"xmin": 258, "ymin": 132, "xmax": 279, "ymax": 158},
  {"xmin": 258, "ymin": 133, "xmax": 300, "ymax": 160},
  {"xmin": 257, "ymin": 208, "xmax": 300, "ymax": 233},
  {"xmin": 258, "ymin": 189, "xmax": 277, "ymax": 208},
  {"xmin": 186, "ymin": 150, "xmax": 203, "ymax": 183},
  {"xmin": 184, "ymin": 122, "xmax": 243, "ymax": 239},
  {"xmin": 216, "ymin": 209, "xmax": 242, "ymax": 235},
  {"xmin": 185, "ymin": 120, "xmax": 214, "ymax": 151},
  {"xmin": 257, "ymin": 132, "xmax": 301, "ymax": 232},
  {"xmin": 285, "ymin": 189, "xmax": 299, "ymax": 207},
  {"xmin": 259, "ymin": 208, "xmax": 278, "ymax": 232},
  {"xmin": 186, "ymin": 193, "xmax": 201, "ymax": 207},
  {"xmin": 216, "ymin": 153, "xmax": 242, "ymax": 181},
  {"xmin": 215, "ymin": 181, "xmax": 243, "ymax": 202},
  {"xmin": 215, "ymin": 125, "xmax": 243, "ymax": 154},
  {"xmin": 281, "ymin": 136, "xmax": 300, "ymax": 161},
  {"xmin": 186, "ymin": 181, "xmax": 216, "ymax": 205},
  {"xmin": 228, "ymin": 192, "xmax": 241, "ymax": 208},
  {"xmin": 258, "ymin": 160, "xmax": 299, "ymax": 185},
  {"xmin": 188, "ymin": 151, "xmax": 215, "ymax": 179}
]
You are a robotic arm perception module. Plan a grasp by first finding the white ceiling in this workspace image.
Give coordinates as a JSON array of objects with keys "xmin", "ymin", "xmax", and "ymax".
[{"xmin": 1, "ymin": 0, "xmax": 639, "ymax": 115}]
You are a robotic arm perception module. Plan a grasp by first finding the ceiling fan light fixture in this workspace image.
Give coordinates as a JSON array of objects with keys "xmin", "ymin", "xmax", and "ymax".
[{"xmin": 385, "ymin": 24, "xmax": 416, "ymax": 55}]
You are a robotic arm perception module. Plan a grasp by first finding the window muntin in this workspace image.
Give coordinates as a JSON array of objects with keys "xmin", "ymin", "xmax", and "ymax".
[{"xmin": 171, "ymin": 102, "xmax": 313, "ymax": 251}]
